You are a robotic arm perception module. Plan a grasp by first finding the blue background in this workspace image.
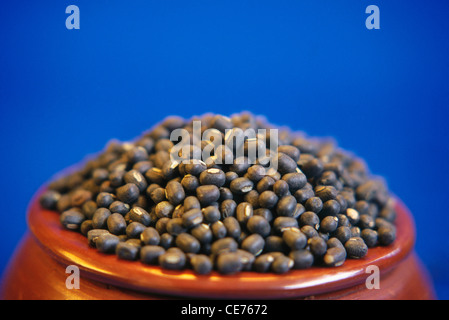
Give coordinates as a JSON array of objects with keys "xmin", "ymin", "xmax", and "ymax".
[{"xmin": 1, "ymin": 1, "xmax": 448, "ymax": 299}]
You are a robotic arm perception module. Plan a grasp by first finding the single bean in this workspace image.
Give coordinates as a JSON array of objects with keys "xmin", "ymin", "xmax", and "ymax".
[
  {"xmin": 323, "ymin": 247, "xmax": 347, "ymax": 267},
  {"xmin": 344, "ymin": 237, "xmax": 368, "ymax": 258},
  {"xmin": 96, "ymin": 234, "xmax": 120, "ymax": 253},
  {"xmin": 126, "ymin": 221, "xmax": 146, "ymax": 239},
  {"xmin": 116, "ymin": 242, "xmax": 140, "ymax": 260},
  {"xmin": 60, "ymin": 209, "xmax": 85, "ymax": 230},
  {"xmin": 289, "ymin": 250, "xmax": 314, "ymax": 269},
  {"xmin": 141, "ymin": 245, "xmax": 165, "ymax": 265},
  {"xmin": 140, "ymin": 227, "xmax": 160, "ymax": 246}
]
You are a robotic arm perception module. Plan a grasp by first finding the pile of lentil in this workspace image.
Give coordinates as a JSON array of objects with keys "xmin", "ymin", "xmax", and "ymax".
[{"xmin": 39, "ymin": 113, "xmax": 397, "ymax": 275}]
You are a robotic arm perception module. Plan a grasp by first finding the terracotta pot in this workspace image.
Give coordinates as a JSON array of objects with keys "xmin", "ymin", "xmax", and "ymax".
[{"xmin": 0, "ymin": 188, "xmax": 436, "ymax": 300}]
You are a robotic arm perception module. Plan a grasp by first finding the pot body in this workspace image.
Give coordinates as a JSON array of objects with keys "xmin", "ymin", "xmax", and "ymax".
[
  {"xmin": 0, "ymin": 233, "xmax": 435, "ymax": 300},
  {"xmin": 0, "ymin": 191, "xmax": 437, "ymax": 300}
]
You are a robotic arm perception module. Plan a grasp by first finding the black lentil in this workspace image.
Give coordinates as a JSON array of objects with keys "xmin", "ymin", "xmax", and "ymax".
[
  {"xmin": 258, "ymin": 191, "xmax": 278, "ymax": 209},
  {"xmin": 278, "ymin": 145, "xmax": 300, "ymax": 162},
  {"xmin": 116, "ymin": 183, "xmax": 140, "ymax": 204},
  {"xmin": 345, "ymin": 209, "xmax": 360, "ymax": 226},
  {"xmin": 294, "ymin": 188, "xmax": 315, "ymax": 204},
  {"xmin": 159, "ymin": 233, "xmax": 174, "ymax": 249},
  {"xmin": 323, "ymin": 247, "xmax": 347, "ymax": 267},
  {"xmin": 304, "ymin": 197, "xmax": 323, "ymax": 213},
  {"xmin": 377, "ymin": 226, "xmax": 396, "ymax": 246},
  {"xmin": 124, "ymin": 170, "xmax": 148, "ymax": 192},
  {"xmin": 211, "ymin": 221, "xmax": 227, "ymax": 239},
  {"xmin": 82, "ymin": 200, "xmax": 98, "ymax": 219},
  {"xmin": 320, "ymin": 216, "xmax": 339, "ymax": 233},
  {"xmin": 116, "ymin": 241, "xmax": 140, "ymax": 260},
  {"xmin": 271, "ymin": 254, "xmax": 294, "ymax": 274},
  {"xmin": 253, "ymin": 208, "xmax": 273, "ymax": 223},
  {"xmin": 335, "ymin": 226, "xmax": 352, "ymax": 244},
  {"xmin": 235, "ymin": 202, "xmax": 253, "ymax": 224},
  {"xmin": 80, "ymin": 220, "xmax": 93, "ymax": 236},
  {"xmin": 107, "ymin": 213, "xmax": 127, "ymax": 235},
  {"xmin": 308, "ymin": 236, "xmax": 327, "ymax": 258},
  {"xmin": 223, "ymin": 216, "xmax": 241, "ymax": 239},
  {"xmin": 190, "ymin": 224, "xmax": 213, "ymax": 244},
  {"xmin": 220, "ymin": 199, "xmax": 237, "ymax": 218},
  {"xmin": 159, "ymin": 250, "xmax": 186, "ymax": 270},
  {"xmin": 40, "ymin": 190, "xmax": 61, "ymax": 210},
  {"xmin": 276, "ymin": 195, "xmax": 297, "ymax": 217},
  {"xmin": 165, "ymin": 181, "xmax": 186, "ymax": 206},
  {"xmin": 254, "ymin": 253, "xmax": 276, "ymax": 273},
  {"xmin": 155, "ymin": 201, "xmax": 174, "ymax": 219},
  {"xmin": 300, "ymin": 225, "xmax": 319, "ymax": 239},
  {"xmin": 199, "ymin": 168, "xmax": 226, "ymax": 187},
  {"xmin": 301, "ymin": 158, "xmax": 324, "ymax": 178},
  {"xmin": 246, "ymin": 215, "xmax": 271, "ymax": 237},
  {"xmin": 337, "ymin": 214, "xmax": 351, "ymax": 227},
  {"xmin": 176, "ymin": 233, "xmax": 201, "ymax": 253},
  {"xmin": 243, "ymin": 190, "xmax": 260, "ymax": 208},
  {"xmin": 327, "ymin": 237, "xmax": 345, "ymax": 250},
  {"xmin": 155, "ymin": 217, "xmax": 170, "ymax": 234},
  {"xmin": 361, "ymin": 229, "xmax": 378, "ymax": 248},
  {"xmin": 87, "ymin": 229, "xmax": 110, "ymax": 247},
  {"xmin": 126, "ymin": 221, "xmax": 146, "ymax": 239},
  {"xmin": 216, "ymin": 252, "xmax": 242, "ymax": 274},
  {"xmin": 277, "ymin": 153, "xmax": 298, "ymax": 175},
  {"xmin": 241, "ymin": 234, "xmax": 265, "ymax": 256},
  {"xmin": 140, "ymin": 227, "xmax": 160, "ymax": 246},
  {"xmin": 344, "ymin": 237, "xmax": 368, "ymax": 258},
  {"xmin": 289, "ymin": 250, "xmax": 314, "ymax": 269},
  {"xmin": 92, "ymin": 208, "xmax": 111, "ymax": 229},
  {"xmin": 246, "ymin": 165, "xmax": 266, "ymax": 182},
  {"xmin": 299, "ymin": 211, "xmax": 320, "ymax": 228},
  {"xmin": 230, "ymin": 177, "xmax": 254, "ymax": 195},
  {"xmin": 315, "ymin": 185, "xmax": 338, "ymax": 203},
  {"xmin": 320, "ymin": 199, "xmax": 341, "ymax": 217},
  {"xmin": 183, "ymin": 196, "xmax": 201, "ymax": 211},
  {"xmin": 141, "ymin": 245, "xmax": 165, "ymax": 265},
  {"xmin": 109, "ymin": 201, "xmax": 130, "ymax": 215},
  {"xmin": 211, "ymin": 237, "xmax": 238, "ymax": 256},
  {"xmin": 273, "ymin": 180, "xmax": 290, "ymax": 198},
  {"xmin": 149, "ymin": 187, "xmax": 166, "ymax": 204},
  {"xmin": 128, "ymin": 207, "xmax": 152, "ymax": 226},
  {"xmin": 256, "ymin": 176, "xmax": 275, "ymax": 193},
  {"xmin": 351, "ymin": 226, "xmax": 362, "ymax": 238},
  {"xmin": 219, "ymin": 187, "xmax": 234, "ymax": 201},
  {"xmin": 96, "ymin": 233, "xmax": 120, "ymax": 253},
  {"xmin": 282, "ymin": 172, "xmax": 307, "ymax": 193},
  {"xmin": 273, "ymin": 216, "xmax": 299, "ymax": 234},
  {"xmin": 264, "ymin": 236, "xmax": 287, "ymax": 253},
  {"xmin": 60, "ymin": 209, "xmax": 85, "ymax": 230},
  {"xmin": 196, "ymin": 185, "xmax": 220, "ymax": 206},
  {"xmin": 166, "ymin": 218, "xmax": 187, "ymax": 236},
  {"xmin": 181, "ymin": 174, "xmax": 199, "ymax": 193},
  {"xmin": 282, "ymin": 228, "xmax": 307, "ymax": 250},
  {"xmin": 190, "ymin": 254, "xmax": 213, "ymax": 274},
  {"xmin": 182, "ymin": 208, "xmax": 203, "ymax": 228}
]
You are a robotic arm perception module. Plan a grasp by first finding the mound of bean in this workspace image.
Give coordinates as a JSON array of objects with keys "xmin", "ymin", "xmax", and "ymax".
[{"xmin": 40, "ymin": 112, "xmax": 397, "ymax": 275}]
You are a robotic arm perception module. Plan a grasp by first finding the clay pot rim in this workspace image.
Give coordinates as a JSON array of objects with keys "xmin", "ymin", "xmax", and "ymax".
[{"xmin": 28, "ymin": 187, "xmax": 415, "ymax": 299}]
